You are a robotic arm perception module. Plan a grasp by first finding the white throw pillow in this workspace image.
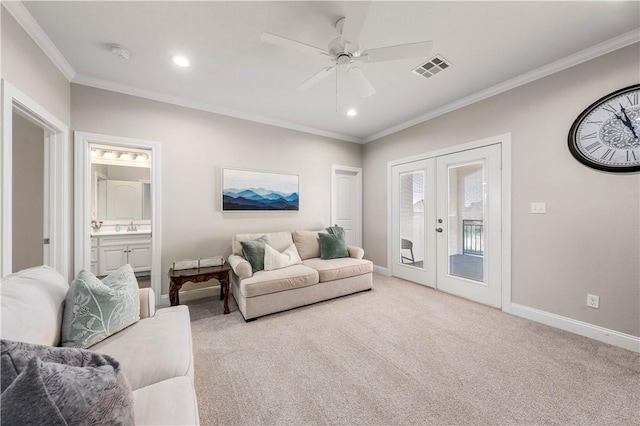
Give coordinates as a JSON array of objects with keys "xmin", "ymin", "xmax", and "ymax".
[{"xmin": 264, "ymin": 243, "xmax": 303, "ymax": 271}]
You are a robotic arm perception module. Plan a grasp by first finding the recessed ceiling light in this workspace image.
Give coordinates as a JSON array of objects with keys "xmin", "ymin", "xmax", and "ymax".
[
  {"xmin": 172, "ymin": 55, "xmax": 190, "ymax": 67},
  {"xmin": 347, "ymin": 109, "xmax": 357, "ymax": 117}
]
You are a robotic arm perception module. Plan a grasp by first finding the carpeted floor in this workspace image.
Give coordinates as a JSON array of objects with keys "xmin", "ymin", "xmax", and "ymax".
[{"xmin": 188, "ymin": 274, "xmax": 640, "ymax": 425}]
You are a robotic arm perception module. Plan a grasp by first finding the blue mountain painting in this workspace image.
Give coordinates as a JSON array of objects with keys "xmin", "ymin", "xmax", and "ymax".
[{"xmin": 223, "ymin": 187, "xmax": 299, "ymax": 211}]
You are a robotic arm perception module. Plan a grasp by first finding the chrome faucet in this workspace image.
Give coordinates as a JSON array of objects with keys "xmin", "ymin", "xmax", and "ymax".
[{"xmin": 127, "ymin": 220, "xmax": 137, "ymax": 232}]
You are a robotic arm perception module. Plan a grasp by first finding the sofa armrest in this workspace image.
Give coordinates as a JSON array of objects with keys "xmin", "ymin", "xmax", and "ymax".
[
  {"xmin": 228, "ymin": 254, "xmax": 253, "ymax": 279},
  {"xmin": 347, "ymin": 246, "xmax": 365, "ymax": 260},
  {"xmin": 139, "ymin": 287, "xmax": 156, "ymax": 319}
]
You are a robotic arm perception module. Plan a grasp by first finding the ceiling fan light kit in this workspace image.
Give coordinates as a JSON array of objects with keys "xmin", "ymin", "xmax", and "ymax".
[{"xmin": 260, "ymin": 0, "xmax": 433, "ymax": 103}]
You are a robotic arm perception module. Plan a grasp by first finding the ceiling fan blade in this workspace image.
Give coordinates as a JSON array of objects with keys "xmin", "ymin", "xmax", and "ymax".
[
  {"xmin": 361, "ymin": 41, "xmax": 433, "ymax": 63},
  {"xmin": 261, "ymin": 32, "xmax": 330, "ymax": 57},
  {"xmin": 296, "ymin": 66, "xmax": 336, "ymax": 92},
  {"xmin": 340, "ymin": 1, "xmax": 372, "ymax": 52},
  {"xmin": 350, "ymin": 67, "xmax": 376, "ymax": 98}
]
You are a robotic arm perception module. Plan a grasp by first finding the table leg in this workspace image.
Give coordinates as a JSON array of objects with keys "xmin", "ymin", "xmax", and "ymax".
[
  {"xmin": 221, "ymin": 272, "xmax": 230, "ymax": 314},
  {"xmin": 169, "ymin": 280, "xmax": 182, "ymax": 306}
]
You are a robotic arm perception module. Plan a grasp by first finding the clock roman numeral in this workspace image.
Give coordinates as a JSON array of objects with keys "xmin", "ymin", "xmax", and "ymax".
[
  {"xmin": 584, "ymin": 141, "xmax": 601, "ymax": 153},
  {"xmin": 585, "ymin": 120, "xmax": 603, "ymax": 125},
  {"xmin": 626, "ymin": 93, "xmax": 639, "ymax": 106},
  {"xmin": 602, "ymin": 104, "xmax": 618, "ymax": 115},
  {"xmin": 627, "ymin": 150, "xmax": 638, "ymax": 162},
  {"xmin": 580, "ymin": 132, "xmax": 597, "ymax": 140},
  {"xmin": 601, "ymin": 149, "xmax": 615, "ymax": 161}
]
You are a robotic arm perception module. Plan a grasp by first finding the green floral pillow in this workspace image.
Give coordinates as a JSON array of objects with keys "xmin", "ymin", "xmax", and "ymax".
[{"xmin": 61, "ymin": 264, "xmax": 140, "ymax": 348}]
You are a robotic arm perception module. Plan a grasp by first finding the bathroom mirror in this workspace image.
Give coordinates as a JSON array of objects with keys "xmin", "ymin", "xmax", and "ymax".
[{"xmin": 90, "ymin": 144, "xmax": 152, "ymax": 221}]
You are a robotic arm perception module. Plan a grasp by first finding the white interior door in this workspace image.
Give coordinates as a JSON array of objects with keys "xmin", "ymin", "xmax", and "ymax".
[
  {"xmin": 436, "ymin": 145, "xmax": 502, "ymax": 307},
  {"xmin": 331, "ymin": 166, "xmax": 362, "ymax": 247},
  {"xmin": 391, "ymin": 144, "xmax": 502, "ymax": 307}
]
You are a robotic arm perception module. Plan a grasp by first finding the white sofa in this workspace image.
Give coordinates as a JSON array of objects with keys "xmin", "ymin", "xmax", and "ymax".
[
  {"xmin": 1, "ymin": 265, "xmax": 199, "ymax": 425},
  {"xmin": 228, "ymin": 230, "xmax": 373, "ymax": 320}
]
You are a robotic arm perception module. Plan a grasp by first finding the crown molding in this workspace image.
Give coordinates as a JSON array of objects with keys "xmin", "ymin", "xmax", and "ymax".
[
  {"xmin": 72, "ymin": 74, "xmax": 363, "ymax": 144},
  {"xmin": 363, "ymin": 29, "xmax": 640, "ymax": 143},
  {"xmin": 3, "ymin": 1, "xmax": 76, "ymax": 81}
]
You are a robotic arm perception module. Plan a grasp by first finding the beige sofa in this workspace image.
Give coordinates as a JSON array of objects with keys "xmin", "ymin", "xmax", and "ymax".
[
  {"xmin": 228, "ymin": 230, "xmax": 373, "ymax": 320},
  {"xmin": 1, "ymin": 265, "xmax": 199, "ymax": 425}
]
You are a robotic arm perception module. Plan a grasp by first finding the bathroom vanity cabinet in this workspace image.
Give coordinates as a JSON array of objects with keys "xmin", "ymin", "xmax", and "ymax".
[{"xmin": 91, "ymin": 233, "xmax": 152, "ymax": 276}]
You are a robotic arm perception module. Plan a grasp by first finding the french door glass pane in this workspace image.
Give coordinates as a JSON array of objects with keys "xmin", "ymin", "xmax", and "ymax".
[
  {"xmin": 447, "ymin": 162, "xmax": 484, "ymax": 282},
  {"xmin": 399, "ymin": 171, "xmax": 424, "ymax": 267}
]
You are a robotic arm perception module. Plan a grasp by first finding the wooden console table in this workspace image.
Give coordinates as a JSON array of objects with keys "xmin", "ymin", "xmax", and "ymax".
[{"xmin": 168, "ymin": 264, "xmax": 231, "ymax": 314}]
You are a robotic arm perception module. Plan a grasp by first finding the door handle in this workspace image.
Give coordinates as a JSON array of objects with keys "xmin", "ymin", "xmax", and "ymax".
[{"xmin": 436, "ymin": 227, "xmax": 443, "ymax": 233}]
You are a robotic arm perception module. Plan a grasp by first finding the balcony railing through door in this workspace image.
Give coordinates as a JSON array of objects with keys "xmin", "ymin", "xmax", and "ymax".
[{"xmin": 462, "ymin": 219, "xmax": 484, "ymax": 256}]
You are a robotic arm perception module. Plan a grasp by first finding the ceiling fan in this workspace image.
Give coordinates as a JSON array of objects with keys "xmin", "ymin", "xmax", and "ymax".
[{"xmin": 261, "ymin": 1, "xmax": 433, "ymax": 99}]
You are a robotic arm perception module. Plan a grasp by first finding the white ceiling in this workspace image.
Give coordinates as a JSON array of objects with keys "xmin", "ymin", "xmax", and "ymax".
[{"xmin": 17, "ymin": 1, "xmax": 640, "ymax": 143}]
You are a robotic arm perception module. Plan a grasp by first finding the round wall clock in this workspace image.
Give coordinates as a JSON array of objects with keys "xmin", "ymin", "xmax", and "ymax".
[{"xmin": 568, "ymin": 84, "xmax": 640, "ymax": 173}]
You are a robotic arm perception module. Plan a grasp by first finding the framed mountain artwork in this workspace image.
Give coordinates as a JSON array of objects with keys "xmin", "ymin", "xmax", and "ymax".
[{"xmin": 222, "ymin": 168, "xmax": 299, "ymax": 211}]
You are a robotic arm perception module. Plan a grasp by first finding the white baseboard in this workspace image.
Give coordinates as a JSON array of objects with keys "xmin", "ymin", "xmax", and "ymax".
[
  {"xmin": 160, "ymin": 285, "xmax": 219, "ymax": 305},
  {"xmin": 509, "ymin": 303, "xmax": 640, "ymax": 353},
  {"xmin": 373, "ymin": 265, "xmax": 390, "ymax": 276}
]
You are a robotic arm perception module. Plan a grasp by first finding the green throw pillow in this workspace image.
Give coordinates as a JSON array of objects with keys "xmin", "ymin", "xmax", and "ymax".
[
  {"xmin": 241, "ymin": 236, "xmax": 269, "ymax": 273},
  {"xmin": 318, "ymin": 232, "xmax": 349, "ymax": 260},
  {"xmin": 61, "ymin": 264, "xmax": 140, "ymax": 348}
]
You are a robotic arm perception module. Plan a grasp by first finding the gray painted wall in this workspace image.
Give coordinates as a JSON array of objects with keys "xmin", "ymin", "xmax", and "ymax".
[
  {"xmin": 1, "ymin": 9, "xmax": 70, "ymax": 124},
  {"xmin": 2, "ymin": 8, "xmax": 72, "ymax": 276},
  {"xmin": 363, "ymin": 44, "xmax": 640, "ymax": 337},
  {"xmin": 71, "ymin": 85, "xmax": 362, "ymax": 294},
  {"xmin": 12, "ymin": 113, "xmax": 44, "ymax": 271}
]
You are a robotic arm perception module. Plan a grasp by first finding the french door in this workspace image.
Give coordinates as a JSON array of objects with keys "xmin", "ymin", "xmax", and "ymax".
[{"xmin": 391, "ymin": 144, "xmax": 502, "ymax": 307}]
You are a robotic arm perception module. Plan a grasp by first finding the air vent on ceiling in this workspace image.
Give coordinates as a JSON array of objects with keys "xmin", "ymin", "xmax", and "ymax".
[{"xmin": 412, "ymin": 55, "xmax": 451, "ymax": 79}]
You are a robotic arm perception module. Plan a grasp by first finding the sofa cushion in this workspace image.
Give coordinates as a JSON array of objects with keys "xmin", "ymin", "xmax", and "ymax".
[
  {"xmin": 1, "ymin": 265, "xmax": 69, "ymax": 346},
  {"xmin": 61, "ymin": 264, "xmax": 140, "ymax": 349},
  {"xmin": 1, "ymin": 340, "xmax": 134, "ymax": 426},
  {"xmin": 318, "ymin": 232, "xmax": 349, "ymax": 260},
  {"xmin": 303, "ymin": 258, "xmax": 373, "ymax": 283},
  {"xmin": 264, "ymin": 243, "xmax": 302, "ymax": 271},
  {"xmin": 240, "ymin": 236, "xmax": 268, "ymax": 273},
  {"xmin": 133, "ymin": 377, "xmax": 199, "ymax": 426},
  {"xmin": 233, "ymin": 231, "xmax": 293, "ymax": 256},
  {"xmin": 90, "ymin": 305, "xmax": 193, "ymax": 390},
  {"xmin": 240, "ymin": 264, "xmax": 319, "ymax": 298},
  {"xmin": 292, "ymin": 230, "xmax": 327, "ymax": 260}
]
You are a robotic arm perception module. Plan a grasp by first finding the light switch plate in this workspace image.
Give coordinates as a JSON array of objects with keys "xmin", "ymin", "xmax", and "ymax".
[{"xmin": 531, "ymin": 202, "xmax": 546, "ymax": 214}]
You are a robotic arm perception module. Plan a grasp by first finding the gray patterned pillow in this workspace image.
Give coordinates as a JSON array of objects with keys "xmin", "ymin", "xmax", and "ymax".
[
  {"xmin": 61, "ymin": 264, "xmax": 140, "ymax": 348},
  {"xmin": 1, "ymin": 340, "xmax": 134, "ymax": 425}
]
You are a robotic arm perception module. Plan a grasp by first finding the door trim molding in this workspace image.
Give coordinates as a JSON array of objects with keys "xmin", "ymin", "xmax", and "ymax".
[
  {"xmin": 331, "ymin": 165, "xmax": 363, "ymax": 247},
  {"xmin": 386, "ymin": 133, "xmax": 512, "ymax": 310},
  {"xmin": 1, "ymin": 80, "xmax": 70, "ymax": 280},
  {"xmin": 74, "ymin": 132, "xmax": 162, "ymax": 304}
]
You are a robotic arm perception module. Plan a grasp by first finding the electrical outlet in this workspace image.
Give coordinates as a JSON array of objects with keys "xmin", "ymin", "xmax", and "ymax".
[{"xmin": 587, "ymin": 294, "xmax": 599, "ymax": 309}]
